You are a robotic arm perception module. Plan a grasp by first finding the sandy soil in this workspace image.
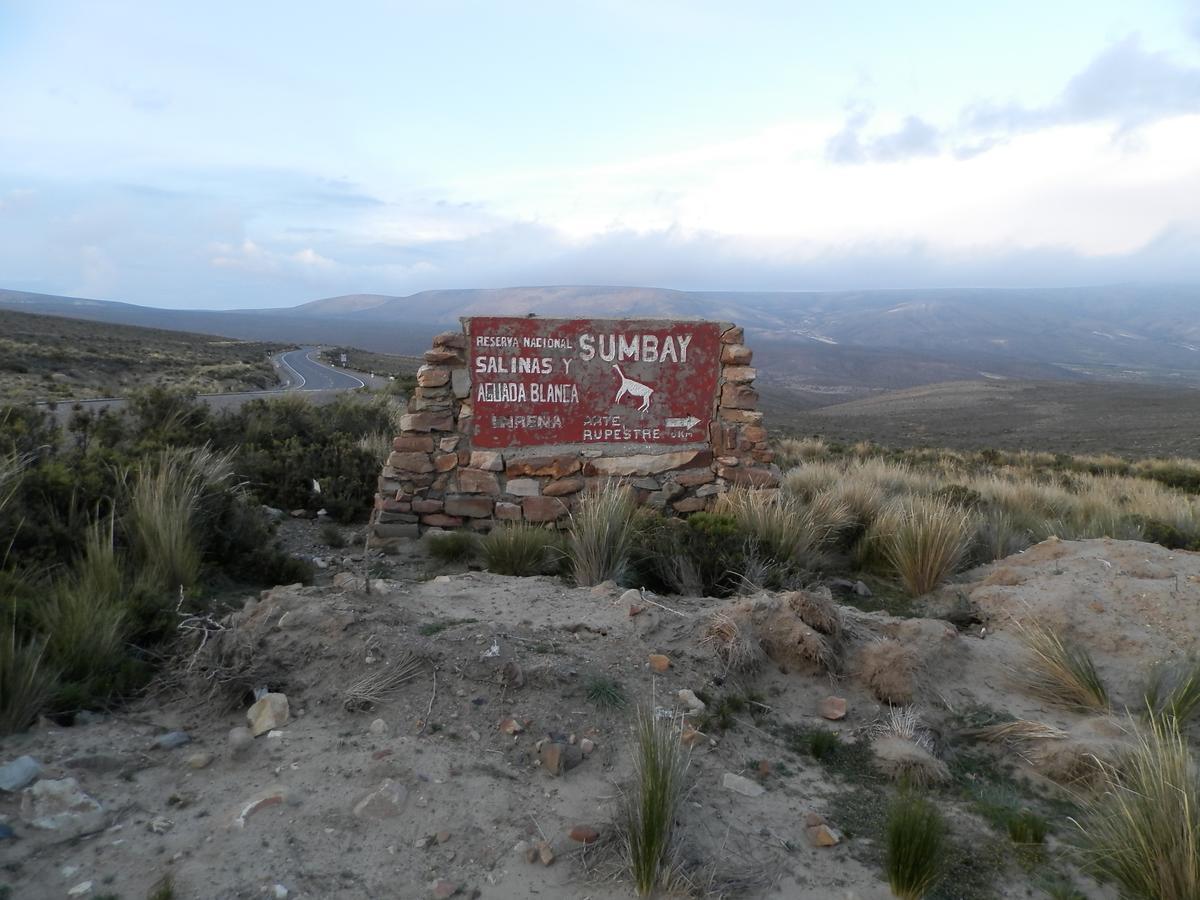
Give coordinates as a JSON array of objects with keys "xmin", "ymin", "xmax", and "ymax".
[{"xmin": 5, "ymin": 537, "xmax": 1196, "ymax": 899}]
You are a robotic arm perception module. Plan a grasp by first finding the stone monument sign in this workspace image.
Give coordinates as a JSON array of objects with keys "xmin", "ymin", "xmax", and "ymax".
[{"xmin": 371, "ymin": 315, "xmax": 777, "ymax": 540}]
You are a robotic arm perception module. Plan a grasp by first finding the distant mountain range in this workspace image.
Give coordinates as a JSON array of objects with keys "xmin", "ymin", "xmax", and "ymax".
[{"xmin": 3, "ymin": 284, "xmax": 1199, "ymax": 407}]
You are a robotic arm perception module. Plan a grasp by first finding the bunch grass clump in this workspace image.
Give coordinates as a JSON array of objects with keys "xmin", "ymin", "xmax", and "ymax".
[
  {"xmin": 567, "ymin": 482, "xmax": 637, "ymax": 586},
  {"xmin": 1076, "ymin": 713, "xmax": 1200, "ymax": 899},
  {"xmin": 425, "ymin": 530, "xmax": 481, "ymax": 564},
  {"xmin": 1142, "ymin": 657, "xmax": 1200, "ymax": 727},
  {"xmin": 715, "ymin": 487, "xmax": 848, "ymax": 570},
  {"xmin": 875, "ymin": 495, "xmax": 974, "ymax": 597},
  {"xmin": 34, "ymin": 519, "xmax": 129, "ymax": 701},
  {"xmin": 885, "ymin": 790, "xmax": 946, "ymax": 899},
  {"xmin": 481, "ymin": 523, "xmax": 561, "ymax": 576},
  {"xmin": 128, "ymin": 446, "xmax": 233, "ymax": 592},
  {"xmin": 585, "ymin": 675, "xmax": 627, "ymax": 709},
  {"xmin": 1016, "ymin": 619, "xmax": 1109, "ymax": 712},
  {"xmin": 622, "ymin": 709, "xmax": 691, "ymax": 896},
  {"xmin": 0, "ymin": 628, "xmax": 58, "ymax": 736}
]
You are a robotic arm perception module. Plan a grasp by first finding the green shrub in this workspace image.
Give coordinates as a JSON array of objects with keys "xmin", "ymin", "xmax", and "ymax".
[
  {"xmin": 629, "ymin": 511, "xmax": 746, "ymax": 597},
  {"xmin": 885, "ymin": 790, "xmax": 946, "ymax": 899},
  {"xmin": 426, "ymin": 531, "xmax": 480, "ymax": 564},
  {"xmin": 567, "ymin": 482, "xmax": 638, "ymax": 586},
  {"xmin": 807, "ymin": 729, "xmax": 840, "ymax": 760},
  {"xmin": 320, "ymin": 522, "xmax": 348, "ymax": 549},
  {"xmin": 622, "ymin": 710, "xmax": 690, "ymax": 896},
  {"xmin": 481, "ymin": 524, "xmax": 561, "ymax": 576},
  {"xmin": 1006, "ymin": 809, "xmax": 1048, "ymax": 845}
]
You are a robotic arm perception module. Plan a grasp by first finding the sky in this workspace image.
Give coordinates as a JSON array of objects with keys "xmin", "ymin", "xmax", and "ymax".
[{"xmin": 1, "ymin": 1, "xmax": 1199, "ymax": 309}]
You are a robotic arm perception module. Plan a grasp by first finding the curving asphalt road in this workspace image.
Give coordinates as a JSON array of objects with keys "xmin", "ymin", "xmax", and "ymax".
[
  {"xmin": 275, "ymin": 348, "xmax": 367, "ymax": 392},
  {"xmin": 40, "ymin": 347, "xmax": 374, "ymax": 423}
]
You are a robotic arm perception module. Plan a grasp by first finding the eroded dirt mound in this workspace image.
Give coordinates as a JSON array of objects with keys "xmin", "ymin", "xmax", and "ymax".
[{"xmin": 5, "ymin": 539, "xmax": 1185, "ymax": 899}]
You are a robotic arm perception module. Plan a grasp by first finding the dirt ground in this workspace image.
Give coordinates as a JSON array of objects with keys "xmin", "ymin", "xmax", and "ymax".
[{"xmin": 4, "ymin": 534, "xmax": 1199, "ymax": 900}]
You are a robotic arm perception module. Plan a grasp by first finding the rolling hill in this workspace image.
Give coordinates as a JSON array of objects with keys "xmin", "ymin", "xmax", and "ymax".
[
  {"xmin": 0, "ymin": 308, "xmax": 288, "ymax": 404},
  {"xmin": 3, "ymin": 283, "xmax": 1200, "ymax": 406}
]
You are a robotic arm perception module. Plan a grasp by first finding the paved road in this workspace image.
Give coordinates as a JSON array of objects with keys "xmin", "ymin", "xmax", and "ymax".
[
  {"xmin": 276, "ymin": 348, "xmax": 366, "ymax": 391},
  {"xmin": 39, "ymin": 347, "xmax": 377, "ymax": 424}
]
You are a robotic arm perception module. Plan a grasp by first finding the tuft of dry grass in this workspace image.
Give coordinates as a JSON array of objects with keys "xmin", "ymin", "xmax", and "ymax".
[
  {"xmin": 969, "ymin": 719, "xmax": 1069, "ymax": 745},
  {"xmin": 885, "ymin": 790, "xmax": 946, "ymax": 900},
  {"xmin": 873, "ymin": 735, "xmax": 950, "ymax": 787},
  {"xmin": 0, "ymin": 627, "xmax": 58, "ymax": 736},
  {"xmin": 716, "ymin": 487, "xmax": 848, "ymax": 570},
  {"xmin": 1142, "ymin": 657, "xmax": 1200, "ymax": 727},
  {"xmin": 621, "ymin": 708, "xmax": 691, "ymax": 896},
  {"xmin": 482, "ymin": 523, "xmax": 562, "ymax": 577},
  {"xmin": 343, "ymin": 652, "xmax": 425, "ymax": 711},
  {"xmin": 1015, "ymin": 619, "xmax": 1109, "ymax": 712},
  {"xmin": 1076, "ymin": 714, "xmax": 1200, "ymax": 900},
  {"xmin": 860, "ymin": 638, "xmax": 919, "ymax": 705},
  {"xmin": 700, "ymin": 609, "xmax": 764, "ymax": 673},
  {"xmin": 567, "ymin": 482, "xmax": 638, "ymax": 586},
  {"xmin": 128, "ymin": 446, "xmax": 234, "ymax": 593},
  {"xmin": 875, "ymin": 495, "xmax": 974, "ymax": 597}
]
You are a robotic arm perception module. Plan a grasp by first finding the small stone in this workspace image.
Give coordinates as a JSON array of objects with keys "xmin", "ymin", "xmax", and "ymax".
[
  {"xmin": 0, "ymin": 755, "xmax": 41, "ymax": 792},
  {"xmin": 148, "ymin": 816, "xmax": 174, "ymax": 834},
  {"xmin": 806, "ymin": 823, "xmax": 843, "ymax": 847},
  {"xmin": 20, "ymin": 778, "xmax": 106, "ymax": 837},
  {"xmin": 677, "ymin": 689, "xmax": 706, "ymax": 712},
  {"xmin": 67, "ymin": 882, "xmax": 93, "ymax": 897},
  {"xmin": 498, "ymin": 717, "xmax": 524, "ymax": 735},
  {"xmin": 369, "ymin": 718, "xmax": 388, "ymax": 735},
  {"xmin": 353, "ymin": 779, "xmax": 409, "ymax": 819},
  {"xmin": 436, "ymin": 830, "xmax": 452, "ymax": 843},
  {"xmin": 537, "ymin": 840, "xmax": 555, "ymax": 865},
  {"xmin": 722, "ymin": 772, "xmax": 766, "ymax": 797},
  {"xmin": 580, "ymin": 738, "xmax": 595, "ymax": 756},
  {"xmin": 153, "ymin": 731, "xmax": 192, "ymax": 750},
  {"xmin": 804, "ymin": 812, "xmax": 826, "ymax": 828},
  {"xmin": 184, "ymin": 751, "xmax": 213, "ymax": 769},
  {"xmin": 853, "ymin": 580, "xmax": 872, "ymax": 597},
  {"xmin": 272, "ymin": 885, "xmax": 289, "ymax": 899},
  {"xmin": 820, "ymin": 697, "xmax": 847, "ymax": 721},
  {"xmin": 229, "ymin": 726, "xmax": 253, "ymax": 753},
  {"xmin": 415, "ymin": 836, "xmax": 431, "ymax": 849},
  {"xmin": 620, "ymin": 588, "xmax": 642, "ymax": 605},
  {"xmin": 516, "ymin": 840, "xmax": 537, "ymax": 863},
  {"xmin": 569, "ymin": 825, "xmax": 599, "ymax": 844},
  {"xmin": 681, "ymin": 726, "xmax": 706, "ymax": 747},
  {"xmin": 431, "ymin": 879, "xmax": 460, "ymax": 899},
  {"xmin": 538, "ymin": 741, "xmax": 566, "ymax": 776},
  {"xmin": 233, "ymin": 788, "xmax": 288, "ymax": 828},
  {"xmin": 648, "ymin": 654, "xmax": 670, "ymax": 673},
  {"xmin": 246, "ymin": 693, "xmax": 290, "ymax": 737}
]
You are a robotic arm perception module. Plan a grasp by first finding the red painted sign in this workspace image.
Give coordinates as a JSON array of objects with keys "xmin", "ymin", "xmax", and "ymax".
[{"xmin": 466, "ymin": 317, "xmax": 721, "ymax": 448}]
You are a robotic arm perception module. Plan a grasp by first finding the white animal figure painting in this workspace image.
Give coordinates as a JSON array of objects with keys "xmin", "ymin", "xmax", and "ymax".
[{"xmin": 613, "ymin": 365, "xmax": 654, "ymax": 412}]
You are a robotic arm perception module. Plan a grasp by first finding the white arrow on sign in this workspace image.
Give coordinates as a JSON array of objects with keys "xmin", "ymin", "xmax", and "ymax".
[{"xmin": 665, "ymin": 416, "xmax": 701, "ymax": 430}]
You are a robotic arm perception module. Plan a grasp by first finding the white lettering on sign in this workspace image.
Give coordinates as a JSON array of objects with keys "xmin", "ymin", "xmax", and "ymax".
[
  {"xmin": 474, "ymin": 356, "xmax": 554, "ymax": 375},
  {"xmin": 476, "ymin": 382, "xmax": 579, "ymax": 403},
  {"xmin": 489, "ymin": 414, "xmax": 565, "ymax": 430},
  {"xmin": 577, "ymin": 333, "xmax": 693, "ymax": 364}
]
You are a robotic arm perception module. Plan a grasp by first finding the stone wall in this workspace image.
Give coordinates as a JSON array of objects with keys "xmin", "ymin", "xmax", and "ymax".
[{"xmin": 371, "ymin": 320, "xmax": 778, "ymax": 543}]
